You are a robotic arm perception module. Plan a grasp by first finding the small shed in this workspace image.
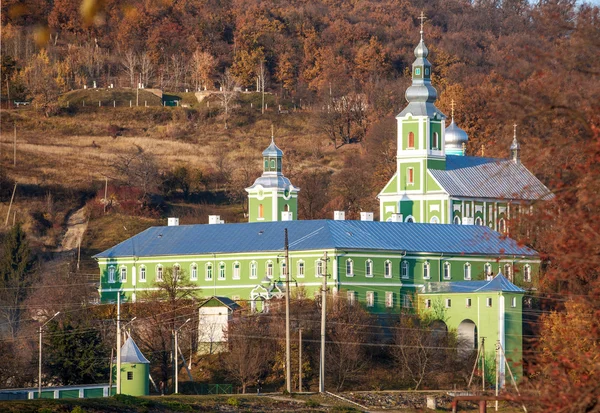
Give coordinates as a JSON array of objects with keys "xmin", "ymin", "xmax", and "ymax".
[
  {"xmin": 118, "ymin": 337, "xmax": 150, "ymax": 396},
  {"xmin": 198, "ymin": 296, "xmax": 241, "ymax": 354}
]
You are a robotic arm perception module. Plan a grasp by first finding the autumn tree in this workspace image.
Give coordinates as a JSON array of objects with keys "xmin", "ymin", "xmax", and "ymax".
[
  {"xmin": 217, "ymin": 69, "xmax": 238, "ymax": 130},
  {"xmin": 320, "ymin": 92, "xmax": 369, "ymax": 149},
  {"xmin": 19, "ymin": 49, "xmax": 60, "ymax": 115},
  {"xmin": 112, "ymin": 148, "xmax": 161, "ymax": 199},
  {"xmin": 190, "ymin": 49, "xmax": 216, "ymax": 91}
]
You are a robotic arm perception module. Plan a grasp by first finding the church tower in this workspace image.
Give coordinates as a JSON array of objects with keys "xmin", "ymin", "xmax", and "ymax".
[
  {"xmin": 378, "ymin": 14, "xmax": 447, "ymax": 222},
  {"xmin": 246, "ymin": 134, "xmax": 299, "ymax": 222}
]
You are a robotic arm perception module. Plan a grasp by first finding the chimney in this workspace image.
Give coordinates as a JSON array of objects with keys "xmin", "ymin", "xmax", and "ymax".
[
  {"xmin": 208, "ymin": 215, "xmax": 224, "ymax": 224},
  {"xmin": 334, "ymin": 211, "xmax": 345, "ymax": 221},
  {"xmin": 281, "ymin": 211, "xmax": 293, "ymax": 221},
  {"xmin": 360, "ymin": 212, "xmax": 374, "ymax": 221},
  {"xmin": 167, "ymin": 217, "xmax": 179, "ymax": 226},
  {"xmin": 391, "ymin": 213, "xmax": 403, "ymax": 223}
]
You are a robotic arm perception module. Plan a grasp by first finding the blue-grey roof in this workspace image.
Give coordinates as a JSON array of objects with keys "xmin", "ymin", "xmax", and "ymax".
[
  {"xmin": 120, "ymin": 337, "xmax": 149, "ymax": 364},
  {"xmin": 429, "ymin": 155, "xmax": 553, "ymax": 201},
  {"xmin": 262, "ymin": 140, "xmax": 283, "ymax": 157},
  {"xmin": 421, "ymin": 273, "xmax": 525, "ymax": 294},
  {"xmin": 246, "ymin": 174, "xmax": 294, "ymax": 190},
  {"xmin": 199, "ymin": 296, "xmax": 241, "ymax": 310},
  {"xmin": 94, "ymin": 220, "xmax": 538, "ymax": 259}
]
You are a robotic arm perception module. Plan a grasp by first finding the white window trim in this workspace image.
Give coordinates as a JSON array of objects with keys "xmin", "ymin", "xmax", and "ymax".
[
  {"xmin": 405, "ymin": 215, "xmax": 415, "ymax": 223},
  {"xmin": 384, "ymin": 260, "xmax": 392, "ymax": 279},
  {"xmin": 190, "ymin": 263, "xmax": 198, "ymax": 281},
  {"xmin": 464, "ymin": 263, "xmax": 471, "ymax": 280},
  {"xmin": 173, "ymin": 264, "xmax": 181, "ymax": 281},
  {"xmin": 466, "ymin": 298, "xmax": 472, "ymax": 308},
  {"xmin": 484, "ymin": 262, "xmax": 492, "ymax": 279},
  {"xmin": 250, "ymin": 261, "xmax": 258, "ymax": 279},
  {"xmin": 523, "ymin": 264, "xmax": 531, "ymax": 282},
  {"xmin": 120, "ymin": 266, "xmax": 127, "ymax": 283},
  {"xmin": 365, "ymin": 259, "xmax": 374, "ymax": 278},
  {"xmin": 366, "ymin": 291, "xmax": 375, "ymax": 307},
  {"xmin": 139, "ymin": 266, "xmax": 146, "ymax": 282},
  {"xmin": 454, "ymin": 215, "xmax": 461, "ymax": 225},
  {"xmin": 296, "ymin": 260, "xmax": 305, "ymax": 278},
  {"xmin": 425, "ymin": 299, "xmax": 432, "ymax": 309},
  {"xmin": 232, "ymin": 261, "xmax": 241, "ymax": 280},
  {"xmin": 423, "ymin": 261, "xmax": 430, "ymax": 280},
  {"xmin": 218, "ymin": 261, "xmax": 226, "ymax": 280},
  {"xmin": 266, "ymin": 260, "xmax": 274, "ymax": 278},
  {"xmin": 402, "ymin": 294, "xmax": 411, "ymax": 308},
  {"xmin": 347, "ymin": 291, "xmax": 356, "ymax": 306},
  {"xmin": 156, "ymin": 265, "xmax": 164, "ymax": 282},
  {"xmin": 205, "ymin": 263, "xmax": 213, "ymax": 281},
  {"xmin": 487, "ymin": 297, "xmax": 493, "ymax": 307},
  {"xmin": 280, "ymin": 260, "xmax": 287, "ymax": 279},
  {"xmin": 108, "ymin": 266, "xmax": 116, "ymax": 283},
  {"xmin": 445, "ymin": 298, "xmax": 452, "ymax": 308},
  {"xmin": 443, "ymin": 262, "xmax": 451, "ymax": 280},
  {"xmin": 385, "ymin": 292, "xmax": 394, "ymax": 308},
  {"xmin": 401, "ymin": 261, "xmax": 409, "ymax": 279},
  {"xmin": 316, "ymin": 259, "xmax": 324, "ymax": 277},
  {"xmin": 407, "ymin": 167, "xmax": 415, "ymax": 185},
  {"xmin": 511, "ymin": 297, "xmax": 517, "ymax": 308},
  {"xmin": 345, "ymin": 259, "xmax": 354, "ymax": 277}
]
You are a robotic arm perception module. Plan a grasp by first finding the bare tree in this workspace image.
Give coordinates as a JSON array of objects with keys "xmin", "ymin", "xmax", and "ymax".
[
  {"xmin": 170, "ymin": 54, "xmax": 185, "ymax": 91},
  {"xmin": 218, "ymin": 69, "xmax": 238, "ymax": 130},
  {"xmin": 112, "ymin": 147, "xmax": 161, "ymax": 198},
  {"xmin": 257, "ymin": 61, "xmax": 267, "ymax": 114},
  {"xmin": 320, "ymin": 92, "xmax": 369, "ymax": 149},
  {"xmin": 139, "ymin": 52, "xmax": 154, "ymax": 87},
  {"xmin": 121, "ymin": 50, "xmax": 137, "ymax": 88}
]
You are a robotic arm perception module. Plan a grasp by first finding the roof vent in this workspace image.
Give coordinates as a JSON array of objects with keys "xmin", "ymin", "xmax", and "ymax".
[
  {"xmin": 167, "ymin": 217, "xmax": 179, "ymax": 226},
  {"xmin": 281, "ymin": 211, "xmax": 293, "ymax": 221},
  {"xmin": 334, "ymin": 211, "xmax": 345, "ymax": 221},
  {"xmin": 391, "ymin": 213, "xmax": 403, "ymax": 223},
  {"xmin": 360, "ymin": 212, "xmax": 374, "ymax": 222},
  {"xmin": 208, "ymin": 215, "xmax": 224, "ymax": 224}
]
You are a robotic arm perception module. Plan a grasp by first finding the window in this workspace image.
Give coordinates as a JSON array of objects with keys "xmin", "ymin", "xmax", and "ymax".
[
  {"xmin": 270, "ymin": 159, "xmax": 275, "ymax": 168},
  {"xmin": 173, "ymin": 264, "xmax": 181, "ymax": 281},
  {"xmin": 465, "ymin": 203, "xmax": 471, "ymax": 217},
  {"xmin": 484, "ymin": 263, "xmax": 493, "ymax": 280},
  {"xmin": 504, "ymin": 264, "xmax": 512, "ymax": 280},
  {"xmin": 475, "ymin": 217, "xmax": 483, "ymax": 225},
  {"xmin": 347, "ymin": 291, "xmax": 356, "ymax": 306},
  {"xmin": 218, "ymin": 262, "xmax": 226, "ymax": 280},
  {"xmin": 384, "ymin": 260, "xmax": 392, "ymax": 278},
  {"xmin": 205, "ymin": 263, "xmax": 212, "ymax": 281},
  {"xmin": 407, "ymin": 168, "xmax": 414, "ymax": 185},
  {"xmin": 280, "ymin": 260, "xmax": 287, "ymax": 279},
  {"xmin": 120, "ymin": 267, "xmax": 127, "ymax": 282},
  {"xmin": 453, "ymin": 215, "xmax": 461, "ymax": 225},
  {"xmin": 156, "ymin": 265, "xmax": 163, "ymax": 282},
  {"xmin": 233, "ymin": 262, "xmax": 240, "ymax": 280},
  {"xmin": 108, "ymin": 267, "xmax": 115, "ymax": 283},
  {"xmin": 401, "ymin": 261, "xmax": 409, "ymax": 279},
  {"xmin": 402, "ymin": 294, "xmax": 411, "ymax": 308},
  {"xmin": 127, "ymin": 372, "xmax": 133, "ymax": 381},
  {"xmin": 423, "ymin": 261, "xmax": 430, "ymax": 280},
  {"xmin": 464, "ymin": 263, "xmax": 471, "ymax": 280},
  {"xmin": 297, "ymin": 261, "xmax": 305, "ymax": 278},
  {"xmin": 466, "ymin": 298, "xmax": 472, "ymax": 308},
  {"xmin": 250, "ymin": 261, "xmax": 257, "ymax": 279},
  {"xmin": 385, "ymin": 292, "xmax": 394, "ymax": 308},
  {"xmin": 511, "ymin": 297, "xmax": 517, "ymax": 308},
  {"xmin": 430, "ymin": 216, "xmax": 439, "ymax": 224},
  {"xmin": 523, "ymin": 265, "xmax": 531, "ymax": 282},
  {"xmin": 266, "ymin": 261, "xmax": 274, "ymax": 278},
  {"xmin": 316, "ymin": 260, "xmax": 324, "ymax": 277},
  {"xmin": 366, "ymin": 291, "xmax": 374, "ymax": 307},
  {"xmin": 258, "ymin": 204, "xmax": 264, "ymax": 219},
  {"xmin": 190, "ymin": 264, "xmax": 197, "ymax": 281},
  {"xmin": 487, "ymin": 297, "xmax": 493, "ymax": 307},
  {"xmin": 498, "ymin": 218, "xmax": 506, "ymax": 233},
  {"xmin": 425, "ymin": 299, "xmax": 432, "ymax": 309},
  {"xmin": 139, "ymin": 266, "xmax": 146, "ymax": 282},
  {"xmin": 415, "ymin": 67, "xmax": 421, "ymax": 76},
  {"xmin": 445, "ymin": 298, "xmax": 452, "ymax": 308},
  {"xmin": 408, "ymin": 132, "xmax": 415, "ymax": 148},
  {"xmin": 425, "ymin": 67, "xmax": 430, "ymax": 76},
  {"xmin": 365, "ymin": 260, "xmax": 373, "ymax": 278},
  {"xmin": 405, "ymin": 216, "xmax": 414, "ymax": 223},
  {"xmin": 432, "ymin": 132, "xmax": 439, "ymax": 149},
  {"xmin": 345, "ymin": 259, "xmax": 353, "ymax": 277},
  {"xmin": 443, "ymin": 262, "xmax": 451, "ymax": 280}
]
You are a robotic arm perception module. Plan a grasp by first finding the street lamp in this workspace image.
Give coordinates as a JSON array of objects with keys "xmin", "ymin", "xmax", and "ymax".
[
  {"xmin": 174, "ymin": 318, "xmax": 191, "ymax": 394},
  {"xmin": 38, "ymin": 311, "xmax": 60, "ymax": 398}
]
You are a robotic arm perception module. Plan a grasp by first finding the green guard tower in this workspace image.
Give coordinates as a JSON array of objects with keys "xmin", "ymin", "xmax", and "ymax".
[
  {"xmin": 117, "ymin": 336, "xmax": 150, "ymax": 396},
  {"xmin": 245, "ymin": 134, "xmax": 299, "ymax": 222}
]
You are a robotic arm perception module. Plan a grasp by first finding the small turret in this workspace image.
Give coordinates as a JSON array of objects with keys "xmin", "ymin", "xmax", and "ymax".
[
  {"xmin": 445, "ymin": 100, "xmax": 468, "ymax": 156},
  {"xmin": 510, "ymin": 123, "xmax": 520, "ymax": 164}
]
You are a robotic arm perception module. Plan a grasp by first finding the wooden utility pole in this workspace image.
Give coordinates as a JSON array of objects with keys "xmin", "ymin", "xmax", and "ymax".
[
  {"xmin": 109, "ymin": 347, "xmax": 114, "ymax": 393},
  {"xmin": 13, "ymin": 122, "xmax": 17, "ymax": 166},
  {"xmin": 298, "ymin": 328, "xmax": 303, "ymax": 392},
  {"xmin": 319, "ymin": 251, "xmax": 328, "ymax": 393},
  {"xmin": 284, "ymin": 228, "xmax": 291, "ymax": 394},
  {"xmin": 116, "ymin": 295, "xmax": 122, "ymax": 394},
  {"xmin": 5, "ymin": 182, "xmax": 17, "ymax": 227},
  {"xmin": 104, "ymin": 176, "xmax": 108, "ymax": 214}
]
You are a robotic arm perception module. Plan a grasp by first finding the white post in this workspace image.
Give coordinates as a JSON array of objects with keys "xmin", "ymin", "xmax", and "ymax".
[
  {"xmin": 284, "ymin": 229, "xmax": 291, "ymax": 394},
  {"xmin": 38, "ymin": 311, "xmax": 60, "ymax": 398}
]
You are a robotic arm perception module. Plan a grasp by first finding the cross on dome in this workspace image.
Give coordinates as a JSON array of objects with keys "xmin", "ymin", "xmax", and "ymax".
[
  {"xmin": 419, "ymin": 11, "xmax": 427, "ymax": 39},
  {"xmin": 451, "ymin": 99, "xmax": 456, "ymax": 120}
]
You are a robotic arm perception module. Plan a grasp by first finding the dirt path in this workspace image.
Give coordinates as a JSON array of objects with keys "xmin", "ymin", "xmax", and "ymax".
[{"xmin": 58, "ymin": 206, "xmax": 88, "ymax": 251}]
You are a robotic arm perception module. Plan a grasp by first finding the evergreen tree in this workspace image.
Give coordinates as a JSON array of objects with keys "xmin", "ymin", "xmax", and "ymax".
[
  {"xmin": 44, "ymin": 320, "xmax": 110, "ymax": 385},
  {"xmin": 0, "ymin": 223, "xmax": 32, "ymax": 339}
]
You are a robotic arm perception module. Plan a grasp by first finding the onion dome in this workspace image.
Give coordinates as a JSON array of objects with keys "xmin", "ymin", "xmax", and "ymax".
[
  {"xmin": 445, "ymin": 119, "xmax": 469, "ymax": 156},
  {"xmin": 262, "ymin": 137, "xmax": 283, "ymax": 157}
]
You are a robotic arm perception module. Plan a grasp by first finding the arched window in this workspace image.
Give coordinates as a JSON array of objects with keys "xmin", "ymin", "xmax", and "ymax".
[
  {"xmin": 120, "ymin": 267, "xmax": 127, "ymax": 282},
  {"xmin": 258, "ymin": 204, "xmax": 264, "ymax": 219},
  {"xmin": 408, "ymin": 132, "xmax": 415, "ymax": 148},
  {"xmin": 432, "ymin": 132, "xmax": 439, "ymax": 149},
  {"xmin": 250, "ymin": 261, "xmax": 257, "ymax": 279},
  {"xmin": 504, "ymin": 263, "xmax": 512, "ymax": 281},
  {"xmin": 430, "ymin": 216, "xmax": 440, "ymax": 224},
  {"xmin": 139, "ymin": 266, "xmax": 146, "ymax": 282},
  {"xmin": 280, "ymin": 260, "xmax": 287, "ymax": 279},
  {"xmin": 365, "ymin": 260, "xmax": 374, "ymax": 277},
  {"xmin": 297, "ymin": 261, "xmax": 305, "ymax": 278},
  {"xmin": 156, "ymin": 265, "xmax": 164, "ymax": 282},
  {"xmin": 464, "ymin": 263, "xmax": 471, "ymax": 280},
  {"xmin": 498, "ymin": 218, "xmax": 506, "ymax": 233},
  {"xmin": 454, "ymin": 215, "xmax": 461, "ymax": 225},
  {"xmin": 484, "ymin": 263, "xmax": 493, "ymax": 280},
  {"xmin": 523, "ymin": 264, "xmax": 532, "ymax": 282},
  {"xmin": 264, "ymin": 159, "xmax": 269, "ymax": 170},
  {"xmin": 443, "ymin": 262, "xmax": 451, "ymax": 280},
  {"xmin": 190, "ymin": 264, "xmax": 197, "ymax": 281},
  {"xmin": 475, "ymin": 217, "xmax": 483, "ymax": 225},
  {"xmin": 384, "ymin": 260, "xmax": 392, "ymax": 278},
  {"xmin": 346, "ymin": 259, "xmax": 354, "ymax": 277},
  {"xmin": 233, "ymin": 262, "xmax": 240, "ymax": 280},
  {"xmin": 407, "ymin": 168, "xmax": 414, "ymax": 185},
  {"xmin": 205, "ymin": 263, "xmax": 212, "ymax": 281},
  {"xmin": 270, "ymin": 159, "xmax": 275, "ymax": 168},
  {"xmin": 423, "ymin": 261, "xmax": 430, "ymax": 279},
  {"xmin": 218, "ymin": 262, "xmax": 226, "ymax": 280},
  {"xmin": 108, "ymin": 267, "xmax": 116, "ymax": 283},
  {"xmin": 173, "ymin": 264, "xmax": 181, "ymax": 281},
  {"xmin": 316, "ymin": 260, "xmax": 324, "ymax": 277},
  {"xmin": 405, "ymin": 215, "xmax": 415, "ymax": 223},
  {"xmin": 401, "ymin": 261, "xmax": 409, "ymax": 279},
  {"xmin": 266, "ymin": 261, "xmax": 274, "ymax": 278},
  {"xmin": 284, "ymin": 204, "xmax": 289, "ymax": 212}
]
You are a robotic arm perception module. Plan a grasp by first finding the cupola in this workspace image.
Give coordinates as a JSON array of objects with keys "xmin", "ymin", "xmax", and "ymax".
[{"xmin": 445, "ymin": 100, "xmax": 468, "ymax": 156}]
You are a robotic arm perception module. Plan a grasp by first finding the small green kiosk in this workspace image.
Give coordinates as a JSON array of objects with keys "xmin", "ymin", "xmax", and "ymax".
[{"xmin": 118, "ymin": 337, "xmax": 150, "ymax": 396}]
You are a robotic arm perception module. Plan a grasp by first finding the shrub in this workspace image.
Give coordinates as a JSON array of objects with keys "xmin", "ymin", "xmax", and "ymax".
[
  {"xmin": 306, "ymin": 399, "xmax": 320, "ymax": 408},
  {"xmin": 227, "ymin": 397, "xmax": 240, "ymax": 407}
]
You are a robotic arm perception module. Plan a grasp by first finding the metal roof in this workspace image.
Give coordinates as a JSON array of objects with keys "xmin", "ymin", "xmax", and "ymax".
[
  {"xmin": 94, "ymin": 220, "xmax": 538, "ymax": 259},
  {"xmin": 429, "ymin": 155, "xmax": 553, "ymax": 201},
  {"xmin": 120, "ymin": 337, "xmax": 150, "ymax": 364},
  {"xmin": 199, "ymin": 296, "xmax": 241, "ymax": 310},
  {"xmin": 246, "ymin": 174, "xmax": 294, "ymax": 190},
  {"xmin": 421, "ymin": 273, "xmax": 525, "ymax": 294},
  {"xmin": 262, "ymin": 140, "xmax": 283, "ymax": 157}
]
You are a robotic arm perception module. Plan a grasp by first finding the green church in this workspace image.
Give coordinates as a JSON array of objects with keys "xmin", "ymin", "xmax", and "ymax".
[{"xmin": 95, "ymin": 29, "xmax": 551, "ymax": 381}]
